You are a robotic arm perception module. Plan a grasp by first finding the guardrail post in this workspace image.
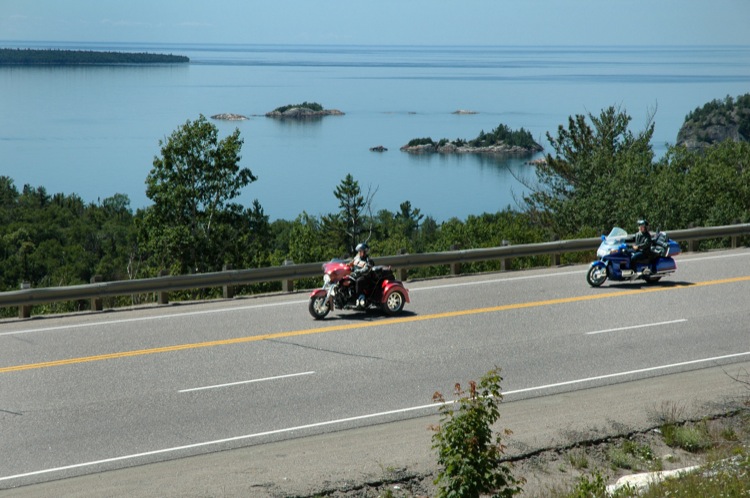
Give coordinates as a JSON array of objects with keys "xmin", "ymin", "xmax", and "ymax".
[
  {"xmin": 397, "ymin": 249, "xmax": 408, "ymax": 280},
  {"xmin": 282, "ymin": 260, "xmax": 294, "ymax": 292},
  {"xmin": 548, "ymin": 237, "xmax": 560, "ymax": 266},
  {"xmin": 449, "ymin": 245, "xmax": 461, "ymax": 275},
  {"xmin": 222, "ymin": 265, "xmax": 235, "ymax": 299},
  {"xmin": 19, "ymin": 282, "xmax": 31, "ymax": 319},
  {"xmin": 90, "ymin": 275, "xmax": 103, "ymax": 311},
  {"xmin": 157, "ymin": 270, "xmax": 170, "ymax": 304},
  {"xmin": 500, "ymin": 241, "xmax": 511, "ymax": 271}
]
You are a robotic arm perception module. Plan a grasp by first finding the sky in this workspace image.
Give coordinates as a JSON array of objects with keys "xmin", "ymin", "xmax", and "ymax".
[{"xmin": 2, "ymin": 0, "xmax": 750, "ymax": 47}]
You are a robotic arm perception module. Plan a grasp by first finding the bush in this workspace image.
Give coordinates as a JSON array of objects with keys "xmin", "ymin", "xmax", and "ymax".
[{"xmin": 430, "ymin": 367, "xmax": 523, "ymax": 498}]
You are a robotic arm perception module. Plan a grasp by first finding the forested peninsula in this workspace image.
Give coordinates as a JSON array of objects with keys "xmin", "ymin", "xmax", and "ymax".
[{"xmin": 0, "ymin": 48, "xmax": 189, "ymax": 65}]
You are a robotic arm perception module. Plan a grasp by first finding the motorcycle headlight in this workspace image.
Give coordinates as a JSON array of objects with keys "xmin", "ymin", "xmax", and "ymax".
[{"xmin": 323, "ymin": 274, "xmax": 331, "ymax": 285}]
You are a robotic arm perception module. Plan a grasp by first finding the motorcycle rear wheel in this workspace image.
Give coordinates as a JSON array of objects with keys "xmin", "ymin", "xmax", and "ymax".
[
  {"xmin": 309, "ymin": 295, "xmax": 331, "ymax": 319},
  {"xmin": 382, "ymin": 290, "xmax": 405, "ymax": 316},
  {"xmin": 586, "ymin": 265, "xmax": 607, "ymax": 287}
]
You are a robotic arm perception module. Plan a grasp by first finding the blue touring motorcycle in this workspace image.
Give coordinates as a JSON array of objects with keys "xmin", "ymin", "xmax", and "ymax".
[{"xmin": 586, "ymin": 227, "xmax": 681, "ymax": 287}]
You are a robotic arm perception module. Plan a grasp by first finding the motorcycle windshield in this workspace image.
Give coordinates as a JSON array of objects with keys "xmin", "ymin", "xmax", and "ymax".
[
  {"xmin": 597, "ymin": 227, "xmax": 628, "ymax": 258},
  {"xmin": 606, "ymin": 227, "xmax": 628, "ymax": 241}
]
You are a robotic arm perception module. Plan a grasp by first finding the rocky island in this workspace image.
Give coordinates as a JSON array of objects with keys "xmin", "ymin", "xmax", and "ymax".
[
  {"xmin": 400, "ymin": 123, "xmax": 543, "ymax": 155},
  {"xmin": 676, "ymin": 93, "xmax": 750, "ymax": 151},
  {"xmin": 265, "ymin": 101, "xmax": 344, "ymax": 119},
  {"xmin": 210, "ymin": 113, "xmax": 249, "ymax": 121}
]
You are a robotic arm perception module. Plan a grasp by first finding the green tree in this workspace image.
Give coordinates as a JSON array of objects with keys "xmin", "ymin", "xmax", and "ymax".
[
  {"xmin": 395, "ymin": 200, "xmax": 424, "ymax": 241},
  {"xmin": 142, "ymin": 115, "xmax": 257, "ymax": 274},
  {"xmin": 242, "ymin": 199, "xmax": 273, "ymax": 269},
  {"xmin": 286, "ymin": 212, "xmax": 327, "ymax": 264},
  {"xmin": 524, "ymin": 106, "xmax": 655, "ymax": 237},
  {"xmin": 653, "ymin": 140, "xmax": 750, "ymax": 232}
]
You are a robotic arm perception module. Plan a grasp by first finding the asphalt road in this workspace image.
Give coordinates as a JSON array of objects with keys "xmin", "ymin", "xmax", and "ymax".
[{"xmin": 1, "ymin": 248, "xmax": 749, "ymax": 495}]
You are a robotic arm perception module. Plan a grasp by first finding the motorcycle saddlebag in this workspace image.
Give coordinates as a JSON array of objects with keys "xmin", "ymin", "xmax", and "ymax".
[{"xmin": 655, "ymin": 257, "xmax": 676, "ymax": 273}]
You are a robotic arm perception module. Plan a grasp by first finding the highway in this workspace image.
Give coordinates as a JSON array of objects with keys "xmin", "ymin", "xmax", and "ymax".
[{"xmin": 1, "ymin": 248, "xmax": 749, "ymax": 489}]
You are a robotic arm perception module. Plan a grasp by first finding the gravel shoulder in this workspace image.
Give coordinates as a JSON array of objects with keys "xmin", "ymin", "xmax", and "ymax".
[{"xmin": 2, "ymin": 362, "xmax": 748, "ymax": 497}]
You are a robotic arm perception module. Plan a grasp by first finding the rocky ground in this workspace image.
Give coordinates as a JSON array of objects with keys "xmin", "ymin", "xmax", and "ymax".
[{"xmin": 307, "ymin": 409, "xmax": 749, "ymax": 498}]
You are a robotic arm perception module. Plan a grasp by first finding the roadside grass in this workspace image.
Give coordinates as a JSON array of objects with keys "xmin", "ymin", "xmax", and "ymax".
[
  {"xmin": 361, "ymin": 414, "xmax": 749, "ymax": 498},
  {"xmin": 359, "ymin": 371, "xmax": 750, "ymax": 498},
  {"xmin": 551, "ymin": 410, "xmax": 750, "ymax": 498},
  {"xmin": 555, "ymin": 449, "xmax": 750, "ymax": 498}
]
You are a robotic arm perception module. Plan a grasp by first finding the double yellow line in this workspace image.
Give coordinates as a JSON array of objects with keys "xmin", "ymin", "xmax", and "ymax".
[{"xmin": 2, "ymin": 275, "xmax": 748, "ymax": 374}]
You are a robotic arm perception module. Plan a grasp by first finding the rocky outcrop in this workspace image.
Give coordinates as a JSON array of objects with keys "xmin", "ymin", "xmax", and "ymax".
[
  {"xmin": 676, "ymin": 94, "xmax": 750, "ymax": 151},
  {"xmin": 676, "ymin": 123, "xmax": 747, "ymax": 151},
  {"xmin": 265, "ymin": 107, "xmax": 344, "ymax": 119},
  {"xmin": 369, "ymin": 145, "xmax": 388, "ymax": 152},
  {"xmin": 400, "ymin": 142, "xmax": 543, "ymax": 155},
  {"xmin": 210, "ymin": 113, "xmax": 249, "ymax": 121}
]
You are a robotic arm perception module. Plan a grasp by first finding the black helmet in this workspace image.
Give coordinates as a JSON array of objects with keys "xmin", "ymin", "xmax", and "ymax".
[
  {"xmin": 355, "ymin": 242, "xmax": 369, "ymax": 254},
  {"xmin": 637, "ymin": 219, "xmax": 649, "ymax": 227}
]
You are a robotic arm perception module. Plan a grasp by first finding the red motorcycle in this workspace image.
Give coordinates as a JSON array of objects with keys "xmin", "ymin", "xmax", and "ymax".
[{"xmin": 308, "ymin": 259, "xmax": 410, "ymax": 319}]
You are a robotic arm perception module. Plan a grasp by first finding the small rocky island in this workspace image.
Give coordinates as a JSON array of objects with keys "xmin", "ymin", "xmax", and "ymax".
[
  {"xmin": 265, "ymin": 101, "xmax": 344, "ymax": 119},
  {"xmin": 400, "ymin": 123, "xmax": 543, "ymax": 155},
  {"xmin": 210, "ymin": 113, "xmax": 249, "ymax": 121}
]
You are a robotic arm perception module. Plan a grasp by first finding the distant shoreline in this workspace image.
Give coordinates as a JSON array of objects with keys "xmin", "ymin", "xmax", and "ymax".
[{"xmin": 0, "ymin": 48, "xmax": 189, "ymax": 65}]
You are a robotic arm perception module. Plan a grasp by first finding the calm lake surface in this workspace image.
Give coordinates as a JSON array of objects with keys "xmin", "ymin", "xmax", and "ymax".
[{"xmin": 2, "ymin": 42, "xmax": 749, "ymax": 221}]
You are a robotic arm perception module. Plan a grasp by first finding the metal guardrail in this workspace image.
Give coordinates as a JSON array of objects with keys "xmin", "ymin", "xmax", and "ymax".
[{"xmin": 1, "ymin": 223, "xmax": 748, "ymax": 318}]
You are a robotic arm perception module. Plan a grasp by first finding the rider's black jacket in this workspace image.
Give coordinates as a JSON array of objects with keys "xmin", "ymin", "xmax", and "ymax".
[{"xmin": 633, "ymin": 230, "xmax": 652, "ymax": 253}]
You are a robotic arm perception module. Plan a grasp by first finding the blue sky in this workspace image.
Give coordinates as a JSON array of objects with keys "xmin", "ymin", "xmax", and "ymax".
[{"xmin": 2, "ymin": 0, "xmax": 749, "ymax": 46}]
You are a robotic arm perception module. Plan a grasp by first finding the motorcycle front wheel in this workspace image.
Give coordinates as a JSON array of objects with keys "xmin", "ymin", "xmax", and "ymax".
[
  {"xmin": 382, "ymin": 290, "xmax": 405, "ymax": 316},
  {"xmin": 309, "ymin": 295, "xmax": 331, "ymax": 319},
  {"xmin": 586, "ymin": 265, "xmax": 608, "ymax": 287}
]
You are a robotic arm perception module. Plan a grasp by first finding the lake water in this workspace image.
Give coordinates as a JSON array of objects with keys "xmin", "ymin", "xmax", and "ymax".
[{"xmin": 2, "ymin": 42, "xmax": 749, "ymax": 221}]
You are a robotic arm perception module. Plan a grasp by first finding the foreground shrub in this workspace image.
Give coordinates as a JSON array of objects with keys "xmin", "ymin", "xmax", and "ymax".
[{"xmin": 430, "ymin": 367, "xmax": 523, "ymax": 498}]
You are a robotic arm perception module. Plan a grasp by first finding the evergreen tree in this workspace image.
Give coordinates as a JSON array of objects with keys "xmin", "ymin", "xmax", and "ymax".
[
  {"xmin": 333, "ymin": 174, "xmax": 370, "ymax": 254},
  {"xmin": 524, "ymin": 106, "xmax": 655, "ymax": 237}
]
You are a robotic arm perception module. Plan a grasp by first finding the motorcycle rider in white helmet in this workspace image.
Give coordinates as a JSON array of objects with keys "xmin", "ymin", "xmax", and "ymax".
[{"xmin": 351, "ymin": 242, "xmax": 374, "ymax": 308}]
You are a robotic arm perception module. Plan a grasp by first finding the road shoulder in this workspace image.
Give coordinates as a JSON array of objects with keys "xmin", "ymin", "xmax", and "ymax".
[{"xmin": 2, "ymin": 361, "xmax": 748, "ymax": 497}]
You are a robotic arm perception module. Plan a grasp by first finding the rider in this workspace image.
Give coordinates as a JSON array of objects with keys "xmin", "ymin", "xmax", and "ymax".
[
  {"xmin": 630, "ymin": 219, "xmax": 653, "ymax": 272},
  {"xmin": 351, "ymin": 242, "xmax": 374, "ymax": 308}
]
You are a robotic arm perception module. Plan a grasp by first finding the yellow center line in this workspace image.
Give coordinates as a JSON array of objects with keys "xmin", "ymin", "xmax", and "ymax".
[{"xmin": 2, "ymin": 275, "xmax": 749, "ymax": 374}]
